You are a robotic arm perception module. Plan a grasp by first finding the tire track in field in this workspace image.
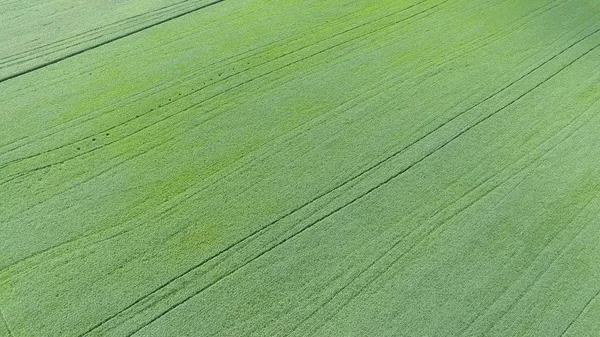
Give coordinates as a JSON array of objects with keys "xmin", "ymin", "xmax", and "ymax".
[
  {"xmin": 0, "ymin": 0, "xmax": 565, "ymax": 209},
  {"xmin": 1, "ymin": 41, "xmax": 410, "ymax": 279},
  {"xmin": 298, "ymin": 46, "xmax": 598, "ymax": 334},
  {"xmin": 1, "ymin": 2, "xmax": 176, "ymax": 65},
  {"xmin": 0, "ymin": 0, "xmax": 227, "ymax": 84},
  {"xmin": 0, "ymin": 0, "xmax": 439, "ymax": 170},
  {"xmin": 3, "ymin": 0, "xmax": 579, "ymax": 177},
  {"xmin": 0, "ymin": 0, "xmax": 546, "ymax": 251},
  {"xmin": 4, "ymin": 20, "xmax": 446, "ymax": 276},
  {"xmin": 75, "ymin": 62, "xmax": 417, "ymax": 337},
  {"xmin": 292, "ymin": 95, "xmax": 600, "ymax": 336},
  {"xmin": 0, "ymin": 0, "xmax": 580, "ymax": 302},
  {"xmin": 455, "ymin": 99, "xmax": 600, "ymax": 337},
  {"xmin": 303, "ymin": 40, "xmax": 600, "ymax": 333},
  {"xmin": 0, "ymin": 0, "xmax": 215, "ymax": 67},
  {"xmin": 561, "ymin": 288, "xmax": 600, "ymax": 336},
  {"xmin": 436, "ymin": 0, "xmax": 564, "ymax": 69},
  {"xmin": 0, "ymin": 0, "xmax": 402, "ymax": 154},
  {"xmin": 1, "ymin": 44, "xmax": 417, "ymax": 276},
  {"xmin": 475, "ymin": 177, "xmax": 600, "ymax": 336},
  {"xmin": 0, "ymin": 0, "xmax": 417, "ymax": 163},
  {"xmin": 1, "ymin": 0, "xmax": 580, "ymax": 322},
  {"xmin": 0, "ymin": 309, "xmax": 14, "ymax": 337},
  {"xmin": 1, "ymin": 76, "xmax": 377, "ymax": 246},
  {"xmin": 76, "ymin": 20, "xmax": 600, "ymax": 337},
  {"xmin": 0, "ymin": 0, "xmax": 424, "ymax": 87},
  {"xmin": 117, "ymin": 21, "xmax": 600, "ymax": 337},
  {"xmin": 3, "ymin": 0, "xmax": 580, "ymax": 159},
  {"xmin": 484, "ymin": 197, "xmax": 600, "ymax": 337},
  {"xmin": 2, "ymin": 0, "xmax": 443, "ymax": 155},
  {"xmin": 4, "ymin": 0, "xmax": 529, "ymax": 179},
  {"xmin": 310, "ymin": 108, "xmax": 600, "ymax": 336},
  {"xmin": 0, "ymin": 0, "xmax": 451, "ymax": 189},
  {"xmin": 1, "ymin": 76, "xmax": 363, "ymax": 274}
]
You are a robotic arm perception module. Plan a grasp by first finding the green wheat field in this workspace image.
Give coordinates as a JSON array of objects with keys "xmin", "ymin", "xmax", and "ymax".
[{"xmin": 1, "ymin": 0, "xmax": 600, "ymax": 336}]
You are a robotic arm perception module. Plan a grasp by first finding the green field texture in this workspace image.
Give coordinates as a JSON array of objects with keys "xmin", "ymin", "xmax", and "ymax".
[{"xmin": 1, "ymin": 0, "xmax": 600, "ymax": 336}]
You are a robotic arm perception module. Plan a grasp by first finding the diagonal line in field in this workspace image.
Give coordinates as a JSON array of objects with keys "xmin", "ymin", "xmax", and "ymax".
[{"xmin": 0, "ymin": 0, "xmax": 227, "ymax": 84}]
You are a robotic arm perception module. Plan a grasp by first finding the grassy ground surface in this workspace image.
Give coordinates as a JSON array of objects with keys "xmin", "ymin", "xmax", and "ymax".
[{"xmin": 1, "ymin": 0, "xmax": 600, "ymax": 336}]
